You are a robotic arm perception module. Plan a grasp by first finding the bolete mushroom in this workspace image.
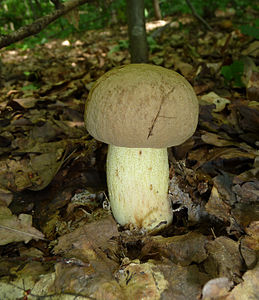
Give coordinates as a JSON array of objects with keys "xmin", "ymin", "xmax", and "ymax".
[{"xmin": 85, "ymin": 64, "xmax": 199, "ymax": 231}]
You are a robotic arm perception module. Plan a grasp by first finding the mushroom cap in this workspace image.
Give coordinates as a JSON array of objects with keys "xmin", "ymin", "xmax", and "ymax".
[{"xmin": 85, "ymin": 64, "xmax": 199, "ymax": 148}]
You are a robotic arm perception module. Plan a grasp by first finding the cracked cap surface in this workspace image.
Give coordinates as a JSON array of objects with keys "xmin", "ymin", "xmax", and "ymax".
[{"xmin": 85, "ymin": 64, "xmax": 199, "ymax": 148}]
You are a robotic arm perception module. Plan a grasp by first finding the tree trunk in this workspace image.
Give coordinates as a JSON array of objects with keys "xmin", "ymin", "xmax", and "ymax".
[
  {"xmin": 153, "ymin": 0, "xmax": 162, "ymax": 20},
  {"xmin": 126, "ymin": 0, "xmax": 148, "ymax": 63}
]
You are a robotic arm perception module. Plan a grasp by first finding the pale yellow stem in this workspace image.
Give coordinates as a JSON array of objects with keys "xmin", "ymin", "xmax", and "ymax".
[{"xmin": 107, "ymin": 145, "xmax": 172, "ymax": 231}]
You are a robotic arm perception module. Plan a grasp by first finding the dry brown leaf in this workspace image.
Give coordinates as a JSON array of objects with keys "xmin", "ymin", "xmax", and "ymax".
[
  {"xmin": 28, "ymin": 152, "xmax": 65, "ymax": 191},
  {"xmin": 201, "ymin": 131, "xmax": 254, "ymax": 153},
  {"xmin": 247, "ymin": 71, "xmax": 259, "ymax": 101},
  {"xmin": 0, "ymin": 206, "xmax": 45, "ymax": 245},
  {"xmin": 234, "ymin": 100, "xmax": 259, "ymax": 135},
  {"xmin": 226, "ymin": 261, "xmax": 259, "ymax": 300},
  {"xmin": 142, "ymin": 232, "xmax": 208, "ymax": 266},
  {"xmin": 202, "ymin": 277, "xmax": 233, "ymax": 300},
  {"xmin": 12, "ymin": 97, "xmax": 39, "ymax": 108},
  {"xmin": 243, "ymin": 221, "xmax": 259, "ymax": 251},
  {"xmin": 53, "ymin": 216, "xmax": 119, "ymax": 266},
  {"xmin": 199, "ymin": 92, "xmax": 230, "ymax": 112},
  {"xmin": 215, "ymin": 8, "xmax": 236, "ymax": 17},
  {"xmin": 241, "ymin": 41, "xmax": 259, "ymax": 58},
  {"xmin": 116, "ymin": 261, "xmax": 168, "ymax": 300},
  {"xmin": 205, "ymin": 185, "xmax": 231, "ymax": 222},
  {"xmin": 157, "ymin": 262, "xmax": 209, "ymax": 300},
  {"xmin": 204, "ymin": 236, "xmax": 243, "ymax": 281},
  {"xmin": 52, "ymin": 217, "xmax": 122, "ymax": 299},
  {"xmin": 0, "ymin": 188, "xmax": 13, "ymax": 206}
]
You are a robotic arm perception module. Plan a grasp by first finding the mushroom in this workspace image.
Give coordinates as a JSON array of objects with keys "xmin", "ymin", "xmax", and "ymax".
[{"xmin": 85, "ymin": 64, "xmax": 199, "ymax": 231}]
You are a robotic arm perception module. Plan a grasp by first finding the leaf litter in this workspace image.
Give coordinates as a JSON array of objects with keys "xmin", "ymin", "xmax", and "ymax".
[{"xmin": 0, "ymin": 10, "xmax": 259, "ymax": 300}]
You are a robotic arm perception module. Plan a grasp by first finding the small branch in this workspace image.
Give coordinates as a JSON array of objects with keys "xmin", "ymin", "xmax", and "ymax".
[
  {"xmin": 185, "ymin": 0, "xmax": 212, "ymax": 31},
  {"xmin": 0, "ymin": 0, "xmax": 89, "ymax": 49}
]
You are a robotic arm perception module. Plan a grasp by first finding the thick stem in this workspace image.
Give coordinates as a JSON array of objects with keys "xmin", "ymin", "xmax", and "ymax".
[{"xmin": 107, "ymin": 145, "xmax": 172, "ymax": 231}]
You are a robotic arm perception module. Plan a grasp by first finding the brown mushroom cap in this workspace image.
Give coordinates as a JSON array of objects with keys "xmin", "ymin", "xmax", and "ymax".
[{"xmin": 85, "ymin": 64, "xmax": 199, "ymax": 148}]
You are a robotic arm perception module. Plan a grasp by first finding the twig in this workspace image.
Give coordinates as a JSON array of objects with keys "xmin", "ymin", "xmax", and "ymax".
[
  {"xmin": 185, "ymin": 0, "xmax": 212, "ymax": 31},
  {"xmin": 150, "ymin": 21, "xmax": 172, "ymax": 39},
  {"xmin": 0, "ymin": 0, "xmax": 89, "ymax": 49}
]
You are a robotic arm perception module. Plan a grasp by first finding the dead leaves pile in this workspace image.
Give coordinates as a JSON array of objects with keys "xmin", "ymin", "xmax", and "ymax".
[
  {"xmin": 1, "ymin": 216, "xmax": 258, "ymax": 299},
  {"xmin": 0, "ymin": 9, "xmax": 258, "ymax": 300}
]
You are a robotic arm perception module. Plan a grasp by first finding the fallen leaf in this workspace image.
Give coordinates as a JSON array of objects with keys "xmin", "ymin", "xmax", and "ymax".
[
  {"xmin": 241, "ymin": 41, "xmax": 259, "ymax": 58},
  {"xmin": 226, "ymin": 261, "xmax": 259, "ymax": 300},
  {"xmin": 158, "ymin": 262, "xmax": 209, "ymax": 299},
  {"xmin": 204, "ymin": 236, "xmax": 243, "ymax": 282},
  {"xmin": 205, "ymin": 185, "xmax": 231, "ymax": 222},
  {"xmin": 116, "ymin": 261, "xmax": 168, "ymax": 300},
  {"xmin": 142, "ymin": 231, "xmax": 208, "ymax": 266},
  {"xmin": 201, "ymin": 131, "xmax": 254, "ymax": 152},
  {"xmin": 202, "ymin": 277, "xmax": 233, "ymax": 299},
  {"xmin": 28, "ymin": 152, "xmax": 65, "ymax": 191},
  {"xmin": 12, "ymin": 97, "xmax": 39, "ymax": 108},
  {"xmin": 0, "ymin": 206, "xmax": 45, "ymax": 245},
  {"xmin": 53, "ymin": 216, "xmax": 119, "ymax": 271},
  {"xmin": 243, "ymin": 221, "xmax": 259, "ymax": 251},
  {"xmin": 200, "ymin": 92, "xmax": 230, "ymax": 112}
]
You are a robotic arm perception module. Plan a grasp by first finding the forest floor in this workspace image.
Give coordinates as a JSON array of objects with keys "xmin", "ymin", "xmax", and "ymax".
[{"xmin": 0, "ymin": 9, "xmax": 258, "ymax": 300}]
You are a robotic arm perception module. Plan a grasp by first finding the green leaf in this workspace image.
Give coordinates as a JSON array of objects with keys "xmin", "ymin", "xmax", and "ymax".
[
  {"xmin": 22, "ymin": 84, "xmax": 38, "ymax": 91},
  {"xmin": 221, "ymin": 60, "xmax": 245, "ymax": 88},
  {"xmin": 240, "ymin": 25, "xmax": 259, "ymax": 39},
  {"xmin": 109, "ymin": 39, "xmax": 129, "ymax": 54},
  {"xmin": 147, "ymin": 36, "xmax": 162, "ymax": 53}
]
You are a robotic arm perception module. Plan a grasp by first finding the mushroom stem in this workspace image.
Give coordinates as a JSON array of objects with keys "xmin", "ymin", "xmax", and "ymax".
[{"xmin": 106, "ymin": 145, "xmax": 173, "ymax": 230}]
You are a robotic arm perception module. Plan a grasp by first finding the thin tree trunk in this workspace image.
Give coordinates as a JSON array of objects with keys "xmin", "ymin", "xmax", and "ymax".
[
  {"xmin": 126, "ymin": 0, "xmax": 148, "ymax": 63},
  {"xmin": 153, "ymin": 0, "xmax": 162, "ymax": 20}
]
